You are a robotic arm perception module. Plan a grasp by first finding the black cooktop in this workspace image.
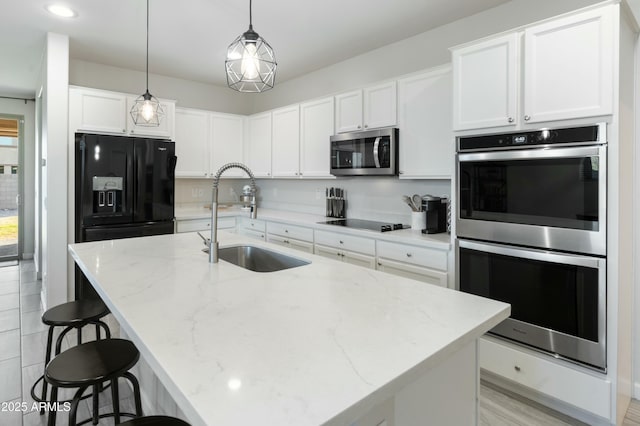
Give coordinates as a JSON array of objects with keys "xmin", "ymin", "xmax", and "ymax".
[{"xmin": 321, "ymin": 218, "xmax": 406, "ymax": 232}]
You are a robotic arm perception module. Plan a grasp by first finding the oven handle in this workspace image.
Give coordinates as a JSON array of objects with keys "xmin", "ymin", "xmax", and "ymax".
[
  {"xmin": 458, "ymin": 239, "xmax": 605, "ymax": 269},
  {"xmin": 373, "ymin": 137, "xmax": 381, "ymax": 168},
  {"xmin": 458, "ymin": 144, "xmax": 603, "ymax": 162}
]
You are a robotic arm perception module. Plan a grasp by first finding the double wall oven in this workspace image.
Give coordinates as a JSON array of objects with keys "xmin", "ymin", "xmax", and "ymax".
[{"xmin": 456, "ymin": 124, "xmax": 607, "ymax": 371}]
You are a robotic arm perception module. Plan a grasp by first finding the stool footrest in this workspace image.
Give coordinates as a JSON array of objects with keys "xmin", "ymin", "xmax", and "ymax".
[{"xmin": 76, "ymin": 411, "xmax": 137, "ymax": 426}]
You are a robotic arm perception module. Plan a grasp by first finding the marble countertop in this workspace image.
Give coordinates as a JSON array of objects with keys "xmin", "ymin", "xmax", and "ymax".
[
  {"xmin": 175, "ymin": 206, "xmax": 452, "ymax": 249},
  {"xmin": 69, "ymin": 232, "xmax": 509, "ymax": 426}
]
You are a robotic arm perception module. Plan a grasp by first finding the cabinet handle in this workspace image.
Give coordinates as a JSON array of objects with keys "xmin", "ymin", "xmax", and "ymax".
[
  {"xmin": 377, "ymin": 262, "xmax": 382, "ymax": 266},
  {"xmin": 267, "ymin": 173, "xmax": 271, "ymax": 176},
  {"xmin": 122, "ymin": 129, "xmax": 126, "ymax": 133},
  {"xmin": 514, "ymin": 365, "xmax": 521, "ymax": 372},
  {"xmin": 339, "ymin": 240, "xmax": 344, "ymax": 244},
  {"xmin": 284, "ymin": 229, "xmax": 288, "ymax": 233},
  {"xmin": 251, "ymin": 223, "xmax": 254, "ymax": 227},
  {"xmin": 524, "ymin": 115, "xmax": 531, "ymax": 121},
  {"xmin": 357, "ymin": 125, "xmax": 361, "ymax": 129},
  {"xmin": 399, "ymin": 171, "xmax": 404, "ymax": 174},
  {"xmin": 406, "ymin": 253, "xmax": 412, "ymax": 258},
  {"xmin": 364, "ymin": 124, "xmax": 368, "ymax": 128},
  {"xmin": 508, "ymin": 117, "xmax": 514, "ymax": 123}
]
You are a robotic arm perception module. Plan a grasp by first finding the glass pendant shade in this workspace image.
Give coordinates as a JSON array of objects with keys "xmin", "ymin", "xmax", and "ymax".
[
  {"xmin": 225, "ymin": 1, "xmax": 277, "ymax": 93},
  {"xmin": 130, "ymin": 0, "xmax": 162, "ymax": 126}
]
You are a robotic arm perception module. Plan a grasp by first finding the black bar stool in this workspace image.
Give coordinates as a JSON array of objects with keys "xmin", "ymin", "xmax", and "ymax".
[
  {"xmin": 117, "ymin": 416, "xmax": 191, "ymax": 425},
  {"xmin": 45, "ymin": 338, "xmax": 143, "ymax": 426},
  {"xmin": 31, "ymin": 299, "xmax": 112, "ymax": 414}
]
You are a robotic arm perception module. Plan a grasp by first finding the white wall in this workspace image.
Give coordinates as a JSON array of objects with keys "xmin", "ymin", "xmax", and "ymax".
[
  {"xmin": 250, "ymin": 0, "xmax": 604, "ymax": 113},
  {"xmin": 0, "ymin": 98, "xmax": 35, "ymax": 258},
  {"xmin": 38, "ymin": 33, "xmax": 69, "ymax": 309},
  {"xmin": 69, "ymin": 59, "xmax": 253, "ymax": 115}
]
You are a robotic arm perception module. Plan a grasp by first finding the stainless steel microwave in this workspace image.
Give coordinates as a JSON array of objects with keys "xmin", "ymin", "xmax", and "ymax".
[{"xmin": 330, "ymin": 128, "xmax": 398, "ymax": 176}]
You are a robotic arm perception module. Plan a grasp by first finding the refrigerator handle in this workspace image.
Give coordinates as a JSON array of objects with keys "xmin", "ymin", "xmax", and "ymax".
[{"xmin": 168, "ymin": 155, "xmax": 177, "ymax": 177}]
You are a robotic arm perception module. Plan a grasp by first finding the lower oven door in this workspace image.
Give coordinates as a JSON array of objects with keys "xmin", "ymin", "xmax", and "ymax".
[{"xmin": 457, "ymin": 239, "xmax": 606, "ymax": 371}]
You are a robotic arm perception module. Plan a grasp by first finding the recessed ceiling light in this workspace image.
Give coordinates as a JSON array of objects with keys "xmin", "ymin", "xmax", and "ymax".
[{"xmin": 46, "ymin": 4, "xmax": 77, "ymax": 18}]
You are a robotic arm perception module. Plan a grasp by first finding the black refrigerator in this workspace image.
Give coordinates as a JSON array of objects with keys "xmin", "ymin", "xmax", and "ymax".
[{"xmin": 74, "ymin": 133, "xmax": 177, "ymax": 299}]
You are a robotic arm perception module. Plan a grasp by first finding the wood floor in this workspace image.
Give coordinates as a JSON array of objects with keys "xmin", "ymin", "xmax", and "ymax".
[{"xmin": 481, "ymin": 380, "xmax": 640, "ymax": 426}]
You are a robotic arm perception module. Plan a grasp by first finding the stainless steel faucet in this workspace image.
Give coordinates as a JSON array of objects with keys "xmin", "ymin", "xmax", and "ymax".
[{"xmin": 209, "ymin": 162, "xmax": 257, "ymax": 263}]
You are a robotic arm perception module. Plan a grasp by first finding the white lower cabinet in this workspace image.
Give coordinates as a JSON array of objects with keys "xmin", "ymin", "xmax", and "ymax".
[
  {"xmin": 314, "ymin": 244, "xmax": 376, "ymax": 269},
  {"xmin": 267, "ymin": 222, "xmax": 314, "ymax": 253},
  {"xmin": 237, "ymin": 218, "xmax": 267, "ymax": 235},
  {"xmin": 243, "ymin": 229, "xmax": 265, "ymax": 241},
  {"xmin": 175, "ymin": 216, "xmax": 235, "ymax": 233},
  {"xmin": 376, "ymin": 240, "xmax": 448, "ymax": 287},
  {"xmin": 480, "ymin": 337, "xmax": 611, "ymax": 419},
  {"xmin": 314, "ymin": 231, "xmax": 376, "ymax": 269}
]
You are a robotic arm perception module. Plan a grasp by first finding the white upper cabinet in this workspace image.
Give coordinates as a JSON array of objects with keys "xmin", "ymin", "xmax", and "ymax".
[
  {"xmin": 335, "ymin": 90, "xmax": 363, "ymax": 133},
  {"xmin": 397, "ymin": 66, "xmax": 453, "ymax": 179},
  {"xmin": 246, "ymin": 112, "xmax": 272, "ymax": 178},
  {"xmin": 452, "ymin": 34, "xmax": 518, "ymax": 131},
  {"xmin": 363, "ymin": 81, "xmax": 397, "ymax": 130},
  {"xmin": 271, "ymin": 105, "xmax": 301, "ymax": 178},
  {"xmin": 335, "ymin": 81, "xmax": 396, "ymax": 133},
  {"xmin": 300, "ymin": 97, "xmax": 334, "ymax": 178},
  {"xmin": 70, "ymin": 87, "xmax": 128, "ymax": 135},
  {"xmin": 126, "ymin": 96, "xmax": 175, "ymax": 139},
  {"xmin": 69, "ymin": 86, "xmax": 176, "ymax": 139},
  {"xmin": 523, "ymin": 7, "xmax": 613, "ymax": 124},
  {"xmin": 210, "ymin": 113, "xmax": 245, "ymax": 178},
  {"xmin": 452, "ymin": 6, "xmax": 614, "ymax": 131},
  {"xmin": 174, "ymin": 108, "xmax": 210, "ymax": 178}
]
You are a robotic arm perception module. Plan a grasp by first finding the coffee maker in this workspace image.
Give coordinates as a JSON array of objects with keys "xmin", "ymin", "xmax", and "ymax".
[{"xmin": 421, "ymin": 195, "xmax": 447, "ymax": 234}]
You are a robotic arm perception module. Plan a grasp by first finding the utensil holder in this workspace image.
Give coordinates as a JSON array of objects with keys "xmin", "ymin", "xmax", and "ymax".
[{"xmin": 411, "ymin": 211, "xmax": 426, "ymax": 230}]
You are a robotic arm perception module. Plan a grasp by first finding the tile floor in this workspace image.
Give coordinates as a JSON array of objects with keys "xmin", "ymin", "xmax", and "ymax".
[{"xmin": 0, "ymin": 260, "xmax": 639, "ymax": 425}]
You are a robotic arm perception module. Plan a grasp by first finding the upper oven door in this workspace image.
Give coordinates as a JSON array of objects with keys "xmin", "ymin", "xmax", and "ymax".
[
  {"xmin": 330, "ymin": 128, "xmax": 398, "ymax": 176},
  {"xmin": 457, "ymin": 144, "xmax": 607, "ymax": 255}
]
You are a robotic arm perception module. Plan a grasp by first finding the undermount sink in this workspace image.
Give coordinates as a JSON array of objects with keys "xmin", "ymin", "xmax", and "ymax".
[{"xmin": 217, "ymin": 245, "xmax": 310, "ymax": 272}]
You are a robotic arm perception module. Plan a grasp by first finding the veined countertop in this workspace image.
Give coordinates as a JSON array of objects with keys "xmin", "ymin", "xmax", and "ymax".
[
  {"xmin": 175, "ymin": 205, "xmax": 452, "ymax": 250},
  {"xmin": 69, "ymin": 232, "xmax": 508, "ymax": 426}
]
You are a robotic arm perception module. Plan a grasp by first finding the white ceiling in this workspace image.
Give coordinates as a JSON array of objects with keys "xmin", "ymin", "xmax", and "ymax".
[{"xmin": 1, "ymin": 0, "xmax": 509, "ymax": 98}]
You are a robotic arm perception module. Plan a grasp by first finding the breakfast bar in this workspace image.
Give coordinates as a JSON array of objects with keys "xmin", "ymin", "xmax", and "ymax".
[{"xmin": 69, "ymin": 231, "xmax": 509, "ymax": 426}]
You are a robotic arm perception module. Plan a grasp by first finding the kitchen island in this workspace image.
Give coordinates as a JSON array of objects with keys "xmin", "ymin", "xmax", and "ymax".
[{"xmin": 69, "ymin": 231, "xmax": 509, "ymax": 426}]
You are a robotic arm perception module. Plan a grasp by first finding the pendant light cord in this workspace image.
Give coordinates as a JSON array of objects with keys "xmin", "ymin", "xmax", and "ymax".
[
  {"xmin": 146, "ymin": 0, "xmax": 149, "ymax": 91},
  {"xmin": 249, "ymin": 0, "xmax": 253, "ymax": 29}
]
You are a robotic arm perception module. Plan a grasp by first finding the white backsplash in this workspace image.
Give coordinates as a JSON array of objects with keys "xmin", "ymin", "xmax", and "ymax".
[{"xmin": 176, "ymin": 177, "xmax": 451, "ymax": 225}]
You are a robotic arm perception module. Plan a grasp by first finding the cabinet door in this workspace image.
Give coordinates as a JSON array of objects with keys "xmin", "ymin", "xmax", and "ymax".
[
  {"xmin": 314, "ymin": 244, "xmax": 344, "ymax": 261},
  {"xmin": 397, "ymin": 67, "xmax": 453, "ymax": 179},
  {"xmin": 342, "ymin": 250, "xmax": 376, "ymax": 270},
  {"xmin": 70, "ymin": 88, "xmax": 128, "ymax": 135},
  {"xmin": 523, "ymin": 7, "xmax": 613, "ymax": 123},
  {"xmin": 271, "ymin": 105, "xmax": 300, "ymax": 178},
  {"xmin": 376, "ymin": 258, "xmax": 447, "ymax": 287},
  {"xmin": 452, "ymin": 34, "xmax": 518, "ymax": 130},
  {"xmin": 174, "ymin": 108, "xmax": 210, "ymax": 178},
  {"xmin": 211, "ymin": 113, "xmax": 245, "ymax": 178},
  {"xmin": 246, "ymin": 112, "xmax": 272, "ymax": 178},
  {"xmin": 363, "ymin": 81, "xmax": 397, "ymax": 130},
  {"xmin": 300, "ymin": 97, "xmax": 334, "ymax": 178},
  {"xmin": 126, "ymin": 96, "xmax": 175, "ymax": 139},
  {"xmin": 335, "ymin": 90, "xmax": 363, "ymax": 133}
]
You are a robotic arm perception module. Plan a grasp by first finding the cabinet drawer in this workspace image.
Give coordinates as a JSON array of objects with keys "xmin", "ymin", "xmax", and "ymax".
[
  {"xmin": 480, "ymin": 337, "xmax": 611, "ymax": 418},
  {"xmin": 267, "ymin": 222, "xmax": 313, "ymax": 242},
  {"xmin": 176, "ymin": 219, "xmax": 210, "ymax": 233},
  {"xmin": 377, "ymin": 240, "xmax": 447, "ymax": 271},
  {"xmin": 244, "ymin": 229, "xmax": 265, "ymax": 241},
  {"xmin": 217, "ymin": 217, "xmax": 236, "ymax": 229},
  {"xmin": 268, "ymin": 234, "xmax": 314, "ymax": 253},
  {"xmin": 376, "ymin": 258, "xmax": 447, "ymax": 287},
  {"xmin": 240, "ymin": 218, "xmax": 266, "ymax": 232},
  {"xmin": 315, "ymin": 230, "xmax": 375, "ymax": 255}
]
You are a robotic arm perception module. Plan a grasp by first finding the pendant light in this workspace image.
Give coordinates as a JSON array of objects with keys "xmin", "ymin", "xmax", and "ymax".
[
  {"xmin": 225, "ymin": 0, "xmax": 277, "ymax": 93},
  {"xmin": 130, "ymin": 0, "xmax": 164, "ymax": 126}
]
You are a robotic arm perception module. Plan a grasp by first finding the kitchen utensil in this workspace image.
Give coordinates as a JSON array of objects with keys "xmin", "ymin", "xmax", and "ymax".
[
  {"xmin": 402, "ymin": 195, "xmax": 418, "ymax": 212},
  {"xmin": 412, "ymin": 194, "xmax": 422, "ymax": 211}
]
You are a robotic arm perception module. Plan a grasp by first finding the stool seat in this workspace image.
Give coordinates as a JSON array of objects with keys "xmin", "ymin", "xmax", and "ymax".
[
  {"xmin": 42, "ymin": 299, "xmax": 109, "ymax": 326},
  {"xmin": 45, "ymin": 339, "xmax": 139, "ymax": 387},
  {"xmin": 117, "ymin": 416, "xmax": 191, "ymax": 426}
]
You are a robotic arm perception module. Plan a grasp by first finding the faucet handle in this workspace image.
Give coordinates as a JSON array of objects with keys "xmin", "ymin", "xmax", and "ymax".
[{"xmin": 197, "ymin": 232, "xmax": 211, "ymax": 246}]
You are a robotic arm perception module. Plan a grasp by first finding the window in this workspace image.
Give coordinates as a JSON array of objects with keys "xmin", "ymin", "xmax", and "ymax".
[{"xmin": 11, "ymin": 166, "xmax": 17, "ymax": 175}]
